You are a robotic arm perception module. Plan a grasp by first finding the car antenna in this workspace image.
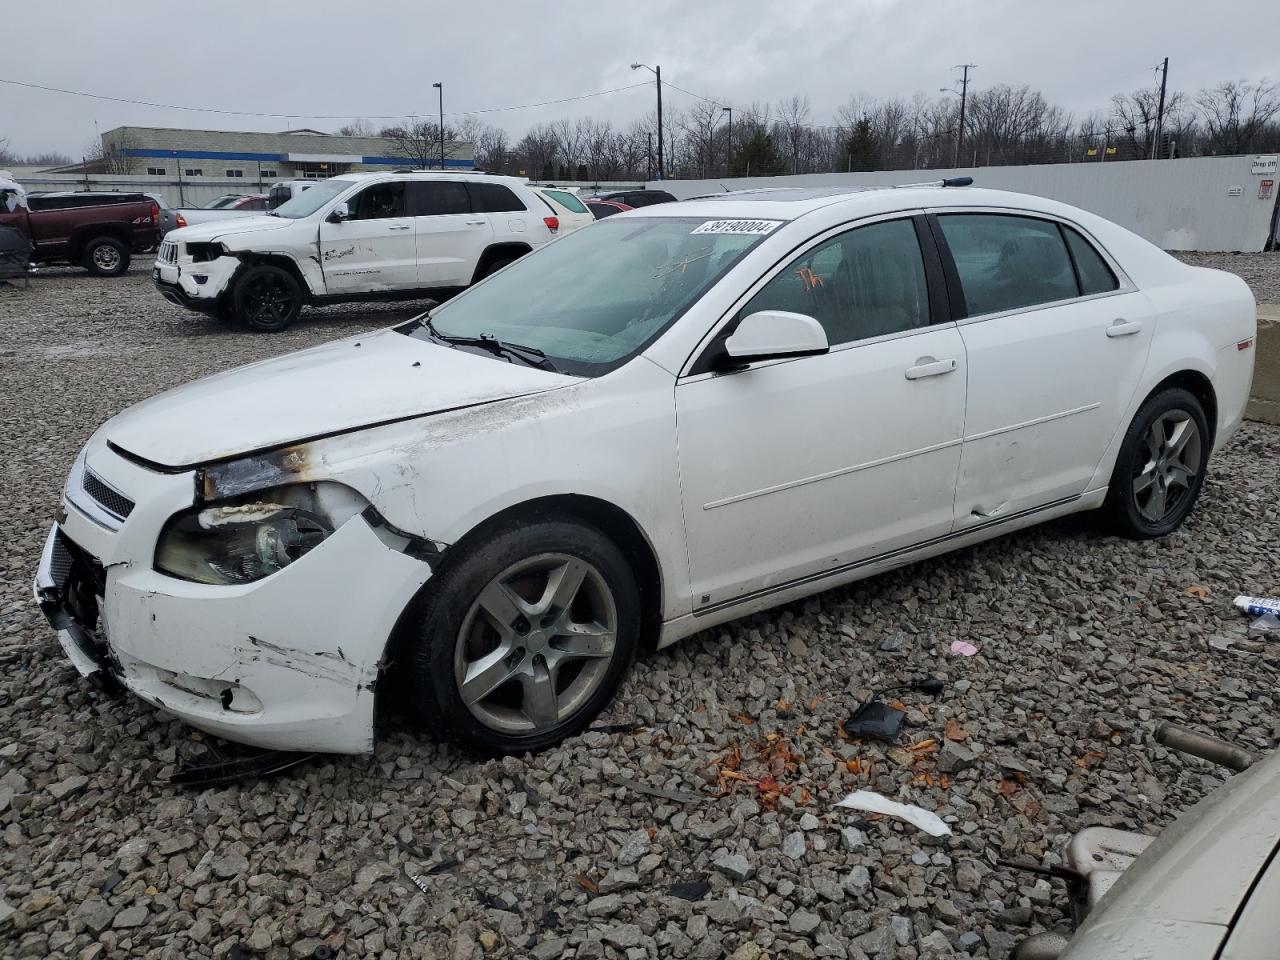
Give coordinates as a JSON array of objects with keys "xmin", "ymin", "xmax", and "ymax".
[{"xmin": 890, "ymin": 176, "xmax": 974, "ymax": 188}]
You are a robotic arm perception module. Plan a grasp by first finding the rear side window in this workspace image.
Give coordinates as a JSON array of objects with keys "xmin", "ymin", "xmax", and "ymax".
[
  {"xmin": 467, "ymin": 182, "xmax": 525, "ymax": 213},
  {"xmin": 409, "ymin": 181, "xmax": 471, "ymax": 216},
  {"xmin": 1063, "ymin": 226, "xmax": 1119, "ymax": 295},
  {"xmin": 938, "ymin": 214, "xmax": 1078, "ymax": 316},
  {"xmin": 543, "ymin": 189, "xmax": 589, "ymax": 214}
]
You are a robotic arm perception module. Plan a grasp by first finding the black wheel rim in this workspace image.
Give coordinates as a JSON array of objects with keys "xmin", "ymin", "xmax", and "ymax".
[{"xmin": 244, "ymin": 275, "xmax": 294, "ymax": 324}]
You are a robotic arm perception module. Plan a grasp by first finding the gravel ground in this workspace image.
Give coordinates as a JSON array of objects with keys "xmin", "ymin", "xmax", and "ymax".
[{"xmin": 2, "ymin": 264, "xmax": 1279, "ymax": 960}]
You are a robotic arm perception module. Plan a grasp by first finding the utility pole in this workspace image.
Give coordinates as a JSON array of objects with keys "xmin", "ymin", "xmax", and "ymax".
[
  {"xmin": 1152, "ymin": 57, "xmax": 1169, "ymax": 160},
  {"xmin": 942, "ymin": 64, "xmax": 976, "ymax": 168},
  {"xmin": 647, "ymin": 132, "xmax": 653, "ymax": 181},
  {"xmin": 432, "ymin": 82, "xmax": 445, "ymax": 170},
  {"xmin": 631, "ymin": 63, "xmax": 664, "ymax": 180},
  {"xmin": 723, "ymin": 106, "xmax": 733, "ymax": 176}
]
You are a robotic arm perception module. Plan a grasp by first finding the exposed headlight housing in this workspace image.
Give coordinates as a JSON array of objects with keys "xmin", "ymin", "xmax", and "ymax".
[
  {"xmin": 155, "ymin": 481, "xmax": 367, "ymax": 585},
  {"xmin": 185, "ymin": 241, "xmax": 226, "ymax": 263}
]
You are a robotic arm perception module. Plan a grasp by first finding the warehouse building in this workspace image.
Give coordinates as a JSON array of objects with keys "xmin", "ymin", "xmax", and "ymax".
[{"xmin": 99, "ymin": 126, "xmax": 474, "ymax": 180}]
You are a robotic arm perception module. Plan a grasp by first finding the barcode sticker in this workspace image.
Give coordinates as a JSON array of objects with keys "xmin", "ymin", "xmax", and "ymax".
[{"xmin": 691, "ymin": 219, "xmax": 782, "ymax": 236}]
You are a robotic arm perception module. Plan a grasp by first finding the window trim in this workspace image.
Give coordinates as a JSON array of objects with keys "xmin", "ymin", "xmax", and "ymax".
[
  {"xmin": 926, "ymin": 207, "xmax": 1134, "ymax": 326},
  {"xmin": 683, "ymin": 209, "xmax": 950, "ymax": 379}
]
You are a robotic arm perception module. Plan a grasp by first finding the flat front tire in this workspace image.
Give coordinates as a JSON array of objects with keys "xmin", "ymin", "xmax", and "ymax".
[
  {"xmin": 1103, "ymin": 387, "xmax": 1210, "ymax": 538},
  {"xmin": 232, "ymin": 264, "xmax": 302, "ymax": 332},
  {"xmin": 407, "ymin": 518, "xmax": 640, "ymax": 755}
]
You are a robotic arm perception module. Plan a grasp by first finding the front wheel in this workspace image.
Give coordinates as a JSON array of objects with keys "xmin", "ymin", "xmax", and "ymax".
[
  {"xmin": 82, "ymin": 237, "xmax": 130, "ymax": 277},
  {"xmin": 1103, "ymin": 387, "xmax": 1210, "ymax": 538},
  {"xmin": 407, "ymin": 518, "xmax": 640, "ymax": 755},
  {"xmin": 232, "ymin": 264, "xmax": 303, "ymax": 332}
]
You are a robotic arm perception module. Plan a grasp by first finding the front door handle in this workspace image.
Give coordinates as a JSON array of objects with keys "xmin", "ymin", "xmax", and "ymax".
[
  {"xmin": 904, "ymin": 357, "xmax": 958, "ymax": 380},
  {"xmin": 1106, "ymin": 318, "xmax": 1143, "ymax": 337},
  {"xmin": 387, "ymin": 224, "xmax": 411, "ymax": 231},
  {"xmin": 465, "ymin": 219, "xmax": 486, "ymax": 226}
]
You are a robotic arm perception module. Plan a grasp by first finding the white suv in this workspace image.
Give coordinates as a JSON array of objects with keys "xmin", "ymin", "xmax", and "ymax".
[{"xmin": 154, "ymin": 172, "xmax": 559, "ymax": 331}]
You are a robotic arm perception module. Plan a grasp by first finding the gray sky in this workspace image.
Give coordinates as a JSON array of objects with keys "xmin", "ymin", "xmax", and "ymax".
[{"xmin": 3, "ymin": 0, "xmax": 1277, "ymax": 157}]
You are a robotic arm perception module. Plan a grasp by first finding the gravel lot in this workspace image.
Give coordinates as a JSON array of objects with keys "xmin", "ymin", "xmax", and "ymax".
[{"xmin": 2, "ymin": 263, "xmax": 1279, "ymax": 960}]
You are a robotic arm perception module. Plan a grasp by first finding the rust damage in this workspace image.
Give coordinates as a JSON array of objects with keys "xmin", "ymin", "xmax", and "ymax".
[{"xmin": 198, "ymin": 443, "xmax": 315, "ymax": 501}]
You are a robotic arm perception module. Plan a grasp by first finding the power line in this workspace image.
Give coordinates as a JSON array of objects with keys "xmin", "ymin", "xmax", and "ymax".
[{"xmin": 0, "ymin": 76, "xmax": 652, "ymax": 121}]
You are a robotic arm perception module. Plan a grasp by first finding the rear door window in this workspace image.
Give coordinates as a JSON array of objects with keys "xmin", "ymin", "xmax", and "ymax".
[
  {"xmin": 1063, "ymin": 226, "xmax": 1119, "ymax": 295},
  {"xmin": 937, "ymin": 213, "xmax": 1079, "ymax": 316},
  {"xmin": 467, "ymin": 182, "xmax": 526, "ymax": 213},
  {"xmin": 408, "ymin": 181, "xmax": 471, "ymax": 216}
]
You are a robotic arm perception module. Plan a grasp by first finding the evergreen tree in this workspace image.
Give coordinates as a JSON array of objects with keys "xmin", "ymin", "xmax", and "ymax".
[
  {"xmin": 842, "ymin": 117, "xmax": 880, "ymax": 171},
  {"xmin": 730, "ymin": 129, "xmax": 787, "ymax": 176}
]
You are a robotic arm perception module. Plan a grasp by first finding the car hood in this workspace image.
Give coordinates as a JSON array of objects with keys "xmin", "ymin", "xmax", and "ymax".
[
  {"xmin": 105, "ymin": 328, "xmax": 580, "ymax": 469},
  {"xmin": 167, "ymin": 215, "xmax": 299, "ymax": 244}
]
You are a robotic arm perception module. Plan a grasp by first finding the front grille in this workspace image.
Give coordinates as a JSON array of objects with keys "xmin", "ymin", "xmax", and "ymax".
[
  {"xmin": 82, "ymin": 470, "xmax": 135, "ymax": 520},
  {"xmin": 49, "ymin": 531, "xmax": 74, "ymax": 588},
  {"xmin": 157, "ymin": 241, "xmax": 177, "ymax": 264}
]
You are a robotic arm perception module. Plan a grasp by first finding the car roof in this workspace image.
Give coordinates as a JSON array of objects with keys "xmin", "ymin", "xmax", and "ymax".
[
  {"xmin": 620, "ymin": 185, "xmax": 1081, "ymax": 223},
  {"xmin": 332, "ymin": 171, "xmax": 528, "ymax": 186}
]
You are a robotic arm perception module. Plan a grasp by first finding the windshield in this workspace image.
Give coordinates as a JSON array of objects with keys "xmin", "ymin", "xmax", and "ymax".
[
  {"xmin": 271, "ymin": 181, "xmax": 346, "ymax": 219},
  {"xmin": 203, "ymin": 195, "xmax": 240, "ymax": 209},
  {"xmin": 409, "ymin": 216, "xmax": 775, "ymax": 376}
]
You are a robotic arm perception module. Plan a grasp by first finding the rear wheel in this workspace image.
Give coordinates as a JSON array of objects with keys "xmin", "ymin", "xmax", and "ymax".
[
  {"xmin": 479, "ymin": 255, "xmax": 517, "ymax": 280},
  {"xmin": 232, "ymin": 264, "xmax": 302, "ymax": 332},
  {"xmin": 82, "ymin": 237, "xmax": 130, "ymax": 277},
  {"xmin": 1103, "ymin": 387, "xmax": 1210, "ymax": 538},
  {"xmin": 407, "ymin": 518, "xmax": 640, "ymax": 755}
]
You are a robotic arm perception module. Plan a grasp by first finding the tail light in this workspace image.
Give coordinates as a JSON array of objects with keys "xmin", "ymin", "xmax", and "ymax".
[
  {"xmin": 543, "ymin": 216, "xmax": 559, "ymax": 233},
  {"xmin": 150, "ymin": 203, "xmax": 160, "ymax": 224},
  {"xmin": 175, "ymin": 212, "xmax": 187, "ymax": 228}
]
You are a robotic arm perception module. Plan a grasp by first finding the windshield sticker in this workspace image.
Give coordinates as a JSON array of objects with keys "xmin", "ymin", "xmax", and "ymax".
[{"xmin": 691, "ymin": 219, "xmax": 782, "ymax": 236}]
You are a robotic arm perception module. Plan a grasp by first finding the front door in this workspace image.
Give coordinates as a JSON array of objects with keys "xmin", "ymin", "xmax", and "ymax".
[
  {"xmin": 318, "ymin": 180, "xmax": 417, "ymax": 294},
  {"xmin": 933, "ymin": 212, "xmax": 1156, "ymax": 529},
  {"xmin": 676, "ymin": 215, "xmax": 968, "ymax": 615}
]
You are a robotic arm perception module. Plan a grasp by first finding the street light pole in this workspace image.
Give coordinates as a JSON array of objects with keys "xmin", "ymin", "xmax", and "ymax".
[
  {"xmin": 723, "ymin": 106, "xmax": 733, "ymax": 176},
  {"xmin": 631, "ymin": 63, "xmax": 664, "ymax": 180},
  {"xmin": 432, "ymin": 82, "xmax": 444, "ymax": 170}
]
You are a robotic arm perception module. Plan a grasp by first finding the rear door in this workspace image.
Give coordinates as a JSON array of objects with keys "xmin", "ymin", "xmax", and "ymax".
[
  {"xmin": 934, "ymin": 211, "xmax": 1155, "ymax": 528},
  {"xmin": 317, "ymin": 180, "xmax": 417, "ymax": 293},
  {"xmin": 408, "ymin": 180, "xmax": 490, "ymax": 287}
]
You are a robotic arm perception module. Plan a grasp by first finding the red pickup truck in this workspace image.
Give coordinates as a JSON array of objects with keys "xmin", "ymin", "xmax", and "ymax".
[{"xmin": 0, "ymin": 190, "xmax": 161, "ymax": 276}]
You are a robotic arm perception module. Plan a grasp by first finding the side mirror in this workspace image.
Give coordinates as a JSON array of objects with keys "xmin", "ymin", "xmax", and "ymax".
[
  {"xmin": 326, "ymin": 202, "xmax": 351, "ymax": 223},
  {"xmin": 722, "ymin": 310, "xmax": 829, "ymax": 364}
]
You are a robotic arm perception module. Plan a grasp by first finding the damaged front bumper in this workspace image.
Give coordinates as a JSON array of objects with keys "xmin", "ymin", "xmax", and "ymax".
[
  {"xmin": 34, "ymin": 439, "xmax": 434, "ymax": 754},
  {"xmin": 153, "ymin": 255, "xmax": 237, "ymax": 313}
]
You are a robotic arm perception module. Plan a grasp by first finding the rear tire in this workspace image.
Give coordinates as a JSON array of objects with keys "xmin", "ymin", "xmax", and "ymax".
[
  {"xmin": 232, "ymin": 264, "xmax": 302, "ymax": 333},
  {"xmin": 406, "ymin": 517, "xmax": 640, "ymax": 755},
  {"xmin": 1103, "ymin": 387, "xmax": 1210, "ymax": 539},
  {"xmin": 479, "ymin": 255, "xmax": 517, "ymax": 280},
  {"xmin": 82, "ymin": 237, "xmax": 130, "ymax": 277}
]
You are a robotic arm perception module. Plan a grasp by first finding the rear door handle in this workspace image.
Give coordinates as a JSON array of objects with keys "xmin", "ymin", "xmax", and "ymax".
[
  {"xmin": 905, "ymin": 357, "xmax": 958, "ymax": 380},
  {"xmin": 1106, "ymin": 318, "xmax": 1143, "ymax": 337},
  {"xmin": 387, "ymin": 224, "xmax": 411, "ymax": 231}
]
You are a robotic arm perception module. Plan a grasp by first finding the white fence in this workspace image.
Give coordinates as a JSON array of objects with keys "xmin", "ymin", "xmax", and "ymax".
[{"xmin": 648, "ymin": 155, "xmax": 1279, "ymax": 252}]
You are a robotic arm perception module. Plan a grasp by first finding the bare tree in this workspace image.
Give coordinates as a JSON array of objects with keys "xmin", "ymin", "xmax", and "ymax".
[
  {"xmin": 381, "ymin": 120, "xmax": 458, "ymax": 168},
  {"xmin": 514, "ymin": 123, "xmax": 559, "ymax": 179},
  {"xmin": 1195, "ymin": 79, "xmax": 1280, "ymax": 153},
  {"xmin": 337, "ymin": 119, "xmax": 375, "ymax": 137},
  {"xmin": 677, "ymin": 100, "xmax": 725, "ymax": 178},
  {"xmin": 773, "ymin": 95, "xmax": 812, "ymax": 173},
  {"xmin": 0, "ymin": 136, "xmax": 10, "ymax": 164},
  {"xmin": 84, "ymin": 132, "xmax": 137, "ymax": 174}
]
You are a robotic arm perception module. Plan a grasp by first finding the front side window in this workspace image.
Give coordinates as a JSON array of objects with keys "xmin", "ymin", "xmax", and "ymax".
[
  {"xmin": 410, "ymin": 216, "xmax": 772, "ymax": 375},
  {"xmin": 348, "ymin": 182, "xmax": 406, "ymax": 220},
  {"xmin": 409, "ymin": 181, "xmax": 471, "ymax": 216},
  {"xmin": 270, "ymin": 180, "xmax": 346, "ymax": 217},
  {"xmin": 740, "ymin": 218, "xmax": 931, "ymax": 346},
  {"xmin": 938, "ymin": 214, "xmax": 1078, "ymax": 316},
  {"xmin": 467, "ymin": 182, "xmax": 525, "ymax": 213}
]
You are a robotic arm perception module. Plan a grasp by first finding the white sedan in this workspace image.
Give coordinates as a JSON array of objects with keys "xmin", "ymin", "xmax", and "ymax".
[{"xmin": 36, "ymin": 185, "xmax": 1257, "ymax": 754}]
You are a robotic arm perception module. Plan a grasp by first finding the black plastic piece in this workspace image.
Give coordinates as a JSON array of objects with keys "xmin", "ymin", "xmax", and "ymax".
[
  {"xmin": 845, "ymin": 701, "xmax": 906, "ymax": 741},
  {"xmin": 942, "ymin": 176, "xmax": 974, "ymax": 187},
  {"xmin": 170, "ymin": 741, "xmax": 320, "ymax": 788}
]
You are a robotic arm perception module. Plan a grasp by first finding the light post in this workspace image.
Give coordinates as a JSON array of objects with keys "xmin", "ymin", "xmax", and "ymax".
[
  {"xmin": 432, "ymin": 82, "xmax": 444, "ymax": 170},
  {"xmin": 631, "ymin": 63, "xmax": 664, "ymax": 180},
  {"xmin": 722, "ymin": 106, "xmax": 733, "ymax": 176}
]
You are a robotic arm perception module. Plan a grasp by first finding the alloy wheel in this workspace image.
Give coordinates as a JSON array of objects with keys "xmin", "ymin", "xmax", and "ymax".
[
  {"xmin": 92, "ymin": 245, "xmax": 121, "ymax": 271},
  {"xmin": 244, "ymin": 275, "xmax": 294, "ymax": 324},
  {"xmin": 453, "ymin": 553, "xmax": 618, "ymax": 734},
  {"xmin": 1132, "ymin": 410, "xmax": 1201, "ymax": 523}
]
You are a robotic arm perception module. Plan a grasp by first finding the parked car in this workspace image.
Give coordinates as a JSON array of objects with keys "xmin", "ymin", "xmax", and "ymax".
[
  {"xmin": 533, "ymin": 186, "xmax": 594, "ymax": 235},
  {"xmin": 154, "ymin": 172, "xmax": 558, "ymax": 331},
  {"xmin": 593, "ymin": 188, "xmax": 677, "ymax": 207},
  {"xmin": 585, "ymin": 198, "xmax": 632, "ymax": 219},
  {"xmin": 267, "ymin": 180, "xmax": 319, "ymax": 209},
  {"xmin": 1015, "ymin": 724, "xmax": 1278, "ymax": 960},
  {"xmin": 37, "ymin": 185, "xmax": 1255, "ymax": 755},
  {"xmin": 0, "ymin": 188, "xmax": 160, "ymax": 276},
  {"xmin": 160, "ymin": 195, "xmax": 270, "ymax": 236}
]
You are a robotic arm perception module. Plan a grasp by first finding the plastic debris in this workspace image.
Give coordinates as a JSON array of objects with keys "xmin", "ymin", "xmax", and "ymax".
[
  {"xmin": 1250, "ymin": 613, "xmax": 1280, "ymax": 632},
  {"xmin": 170, "ymin": 741, "xmax": 319, "ymax": 788},
  {"xmin": 844, "ymin": 701, "xmax": 906, "ymax": 741},
  {"xmin": 667, "ymin": 880, "xmax": 711, "ymax": 901},
  {"xmin": 949, "ymin": 640, "xmax": 978, "ymax": 657},
  {"xmin": 835, "ymin": 789, "xmax": 952, "ymax": 837},
  {"xmin": 1234, "ymin": 595, "xmax": 1280, "ymax": 618}
]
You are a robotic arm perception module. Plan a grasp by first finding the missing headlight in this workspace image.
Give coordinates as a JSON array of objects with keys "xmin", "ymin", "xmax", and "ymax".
[
  {"xmin": 155, "ymin": 482, "xmax": 368, "ymax": 585},
  {"xmin": 185, "ymin": 241, "xmax": 226, "ymax": 263}
]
